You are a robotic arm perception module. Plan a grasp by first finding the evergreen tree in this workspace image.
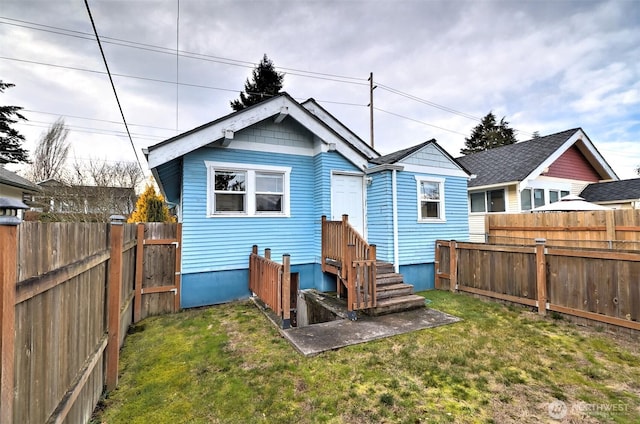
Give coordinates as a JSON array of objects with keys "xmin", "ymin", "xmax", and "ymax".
[
  {"xmin": 128, "ymin": 184, "xmax": 174, "ymax": 223},
  {"xmin": 230, "ymin": 54, "xmax": 284, "ymax": 111},
  {"xmin": 0, "ymin": 81, "xmax": 30, "ymax": 164},
  {"xmin": 460, "ymin": 112, "xmax": 517, "ymax": 155}
]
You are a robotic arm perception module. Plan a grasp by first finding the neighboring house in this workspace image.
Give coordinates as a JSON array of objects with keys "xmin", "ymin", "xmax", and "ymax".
[
  {"xmin": 35, "ymin": 179, "xmax": 136, "ymax": 217},
  {"xmin": 580, "ymin": 178, "xmax": 640, "ymax": 209},
  {"xmin": 456, "ymin": 128, "xmax": 618, "ymax": 241},
  {"xmin": 0, "ymin": 166, "xmax": 41, "ymax": 211},
  {"xmin": 145, "ymin": 93, "xmax": 470, "ymax": 308}
]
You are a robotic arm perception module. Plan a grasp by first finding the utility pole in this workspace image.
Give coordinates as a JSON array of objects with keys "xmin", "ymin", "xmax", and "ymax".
[{"xmin": 368, "ymin": 72, "xmax": 376, "ymax": 148}]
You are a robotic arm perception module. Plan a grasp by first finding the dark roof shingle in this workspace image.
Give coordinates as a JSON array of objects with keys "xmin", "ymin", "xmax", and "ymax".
[
  {"xmin": 0, "ymin": 167, "xmax": 40, "ymax": 192},
  {"xmin": 580, "ymin": 178, "xmax": 640, "ymax": 202},
  {"xmin": 370, "ymin": 139, "xmax": 436, "ymax": 165},
  {"xmin": 456, "ymin": 128, "xmax": 580, "ymax": 187}
]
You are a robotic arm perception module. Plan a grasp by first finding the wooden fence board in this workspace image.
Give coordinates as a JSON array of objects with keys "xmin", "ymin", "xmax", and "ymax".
[
  {"xmin": 487, "ymin": 209, "xmax": 640, "ymax": 249},
  {"xmin": 1, "ymin": 221, "xmax": 180, "ymax": 424},
  {"xmin": 436, "ymin": 239, "xmax": 640, "ymax": 334}
]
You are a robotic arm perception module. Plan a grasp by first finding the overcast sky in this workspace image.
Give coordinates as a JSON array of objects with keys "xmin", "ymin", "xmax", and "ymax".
[{"xmin": 2, "ymin": 0, "xmax": 639, "ymax": 179}]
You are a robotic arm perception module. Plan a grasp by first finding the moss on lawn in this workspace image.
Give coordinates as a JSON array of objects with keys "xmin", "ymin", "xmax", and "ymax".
[{"xmin": 92, "ymin": 291, "xmax": 640, "ymax": 423}]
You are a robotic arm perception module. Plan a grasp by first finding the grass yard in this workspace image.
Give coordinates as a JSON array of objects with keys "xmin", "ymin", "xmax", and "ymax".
[{"xmin": 92, "ymin": 291, "xmax": 640, "ymax": 423}]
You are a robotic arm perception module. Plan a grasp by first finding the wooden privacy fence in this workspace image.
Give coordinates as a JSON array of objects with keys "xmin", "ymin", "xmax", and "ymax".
[
  {"xmin": 0, "ymin": 220, "xmax": 181, "ymax": 424},
  {"xmin": 486, "ymin": 209, "xmax": 640, "ymax": 249},
  {"xmin": 321, "ymin": 215, "xmax": 377, "ymax": 316},
  {"xmin": 249, "ymin": 245, "xmax": 291, "ymax": 329},
  {"xmin": 435, "ymin": 240, "xmax": 640, "ymax": 332}
]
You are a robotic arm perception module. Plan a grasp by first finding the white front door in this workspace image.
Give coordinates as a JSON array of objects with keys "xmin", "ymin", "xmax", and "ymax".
[{"xmin": 331, "ymin": 173, "xmax": 365, "ymax": 237}]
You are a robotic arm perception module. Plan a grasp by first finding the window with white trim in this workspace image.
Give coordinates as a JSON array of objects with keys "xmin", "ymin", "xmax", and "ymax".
[
  {"xmin": 470, "ymin": 189, "xmax": 505, "ymax": 213},
  {"xmin": 416, "ymin": 177, "xmax": 445, "ymax": 221},
  {"xmin": 520, "ymin": 188, "xmax": 572, "ymax": 210},
  {"xmin": 206, "ymin": 161, "xmax": 291, "ymax": 217}
]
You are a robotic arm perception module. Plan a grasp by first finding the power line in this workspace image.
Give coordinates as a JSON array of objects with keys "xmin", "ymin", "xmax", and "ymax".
[
  {"xmin": 376, "ymin": 83, "xmax": 482, "ymax": 121},
  {"xmin": 22, "ymin": 120, "xmax": 165, "ymax": 140},
  {"xmin": 23, "ymin": 109, "xmax": 177, "ymax": 132},
  {"xmin": 19, "ymin": 121, "xmax": 165, "ymax": 141},
  {"xmin": 0, "ymin": 17, "xmax": 368, "ymax": 85},
  {"xmin": 374, "ymin": 107, "xmax": 468, "ymax": 136},
  {"xmin": 84, "ymin": 0, "xmax": 147, "ymax": 174}
]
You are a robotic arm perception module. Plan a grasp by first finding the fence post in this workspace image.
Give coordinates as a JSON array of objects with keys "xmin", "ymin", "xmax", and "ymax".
[
  {"xmin": 174, "ymin": 223, "xmax": 183, "ymax": 312},
  {"xmin": 106, "ymin": 215, "xmax": 125, "ymax": 391},
  {"xmin": 346, "ymin": 244, "xmax": 357, "ymax": 320},
  {"xmin": 265, "ymin": 248, "xmax": 271, "ymax": 260},
  {"xmin": 450, "ymin": 241, "xmax": 458, "ymax": 292},
  {"xmin": 249, "ymin": 245, "xmax": 257, "ymax": 294},
  {"xmin": 134, "ymin": 223, "xmax": 144, "ymax": 323},
  {"xmin": 342, "ymin": 215, "xmax": 349, "ymax": 282},
  {"xmin": 321, "ymin": 216, "xmax": 326, "ymax": 272},
  {"xmin": 434, "ymin": 241, "xmax": 441, "ymax": 290},
  {"xmin": 0, "ymin": 198, "xmax": 27, "ymax": 424},
  {"xmin": 535, "ymin": 238, "xmax": 547, "ymax": 316},
  {"xmin": 484, "ymin": 214, "xmax": 491, "ymax": 244},
  {"xmin": 282, "ymin": 254, "xmax": 291, "ymax": 329}
]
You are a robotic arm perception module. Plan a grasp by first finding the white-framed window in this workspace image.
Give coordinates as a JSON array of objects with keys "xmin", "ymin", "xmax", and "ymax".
[
  {"xmin": 470, "ymin": 189, "xmax": 506, "ymax": 213},
  {"xmin": 415, "ymin": 176, "xmax": 445, "ymax": 222},
  {"xmin": 520, "ymin": 188, "xmax": 571, "ymax": 211},
  {"xmin": 206, "ymin": 161, "xmax": 291, "ymax": 217}
]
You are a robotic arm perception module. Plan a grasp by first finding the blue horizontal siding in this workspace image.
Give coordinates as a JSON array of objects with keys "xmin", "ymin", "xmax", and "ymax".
[
  {"xmin": 366, "ymin": 170, "xmax": 393, "ymax": 262},
  {"xmin": 182, "ymin": 147, "xmax": 315, "ymax": 273},
  {"xmin": 396, "ymin": 172, "xmax": 469, "ymax": 265}
]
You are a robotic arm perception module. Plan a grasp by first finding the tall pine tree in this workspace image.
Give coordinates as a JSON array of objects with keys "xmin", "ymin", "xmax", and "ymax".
[
  {"xmin": 230, "ymin": 54, "xmax": 284, "ymax": 111},
  {"xmin": 0, "ymin": 81, "xmax": 30, "ymax": 164},
  {"xmin": 460, "ymin": 112, "xmax": 517, "ymax": 155}
]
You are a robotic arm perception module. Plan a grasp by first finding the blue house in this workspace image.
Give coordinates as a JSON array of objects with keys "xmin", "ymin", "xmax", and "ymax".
[{"xmin": 145, "ymin": 93, "xmax": 469, "ymax": 310}]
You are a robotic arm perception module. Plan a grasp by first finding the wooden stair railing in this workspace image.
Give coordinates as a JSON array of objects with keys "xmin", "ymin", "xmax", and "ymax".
[
  {"xmin": 321, "ymin": 215, "xmax": 377, "ymax": 318},
  {"xmin": 249, "ymin": 245, "xmax": 291, "ymax": 329}
]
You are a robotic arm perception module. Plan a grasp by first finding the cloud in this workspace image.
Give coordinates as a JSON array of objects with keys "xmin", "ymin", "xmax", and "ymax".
[{"xmin": 1, "ymin": 0, "xmax": 638, "ymax": 179}]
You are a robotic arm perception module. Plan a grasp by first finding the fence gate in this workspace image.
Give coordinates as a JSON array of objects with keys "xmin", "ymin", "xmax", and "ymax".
[{"xmin": 134, "ymin": 223, "xmax": 182, "ymax": 322}]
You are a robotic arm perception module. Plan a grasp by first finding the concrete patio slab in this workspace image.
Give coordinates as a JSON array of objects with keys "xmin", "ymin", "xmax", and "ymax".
[{"xmin": 267, "ymin": 305, "xmax": 462, "ymax": 357}]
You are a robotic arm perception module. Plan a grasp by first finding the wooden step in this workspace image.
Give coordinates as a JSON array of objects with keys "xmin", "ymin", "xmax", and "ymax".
[
  {"xmin": 376, "ymin": 273, "xmax": 404, "ymax": 286},
  {"xmin": 376, "ymin": 283, "xmax": 413, "ymax": 300},
  {"xmin": 367, "ymin": 295, "xmax": 426, "ymax": 316},
  {"xmin": 375, "ymin": 261, "xmax": 395, "ymax": 274}
]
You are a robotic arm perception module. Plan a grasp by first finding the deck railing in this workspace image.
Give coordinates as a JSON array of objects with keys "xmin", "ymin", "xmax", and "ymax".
[
  {"xmin": 248, "ymin": 245, "xmax": 291, "ymax": 329},
  {"xmin": 321, "ymin": 215, "xmax": 377, "ymax": 316}
]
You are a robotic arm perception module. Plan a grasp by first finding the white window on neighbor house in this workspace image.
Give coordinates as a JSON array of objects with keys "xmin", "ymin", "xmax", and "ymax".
[
  {"xmin": 206, "ymin": 161, "xmax": 290, "ymax": 217},
  {"xmin": 470, "ymin": 189, "xmax": 506, "ymax": 213},
  {"xmin": 520, "ymin": 188, "xmax": 572, "ymax": 211},
  {"xmin": 470, "ymin": 191, "xmax": 487, "ymax": 213},
  {"xmin": 416, "ymin": 176, "xmax": 445, "ymax": 221}
]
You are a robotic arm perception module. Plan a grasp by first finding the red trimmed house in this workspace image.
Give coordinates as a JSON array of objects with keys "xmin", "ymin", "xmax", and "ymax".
[{"xmin": 456, "ymin": 128, "xmax": 618, "ymax": 241}]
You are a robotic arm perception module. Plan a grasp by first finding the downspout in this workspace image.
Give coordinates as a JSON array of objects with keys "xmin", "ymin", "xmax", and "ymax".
[{"xmin": 392, "ymin": 169, "xmax": 399, "ymax": 273}]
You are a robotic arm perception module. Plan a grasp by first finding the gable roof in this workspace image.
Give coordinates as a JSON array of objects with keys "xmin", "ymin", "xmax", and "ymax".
[
  {"xmin": 146, "ymin": 93, "xmax": 377, "ymax": 170},
  {"xmin": 456, "ymin": 128, "xmax": 617, "ymax": 188},
  {"xmin": 580, "ymin": 178, "xmax": 640, "ymax": 203},
  {"xmin": 301, "ymin": 98, "xmax": 378, "ymax": 159},
  {"xmin": 370, "ymin": 139, "xmax": 436, "ymax": 165},
  {"xmin": 0, "ymin": 167, "xmax": 41, "ymax": 192}
]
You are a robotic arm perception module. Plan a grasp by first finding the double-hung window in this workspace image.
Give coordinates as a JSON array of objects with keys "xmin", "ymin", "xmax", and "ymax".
[
  {"xmin": 207, "ymin": 161, "xmax": 290, "ymax": 217},
  {"xmin": 416, "ymin": 176, "xmax": 445, "ymax": 221}
]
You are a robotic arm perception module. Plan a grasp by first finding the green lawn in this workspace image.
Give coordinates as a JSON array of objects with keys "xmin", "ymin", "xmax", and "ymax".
[{"xmin": 92, "ymin": 291, "xmax": 640, "ymax": 423}]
